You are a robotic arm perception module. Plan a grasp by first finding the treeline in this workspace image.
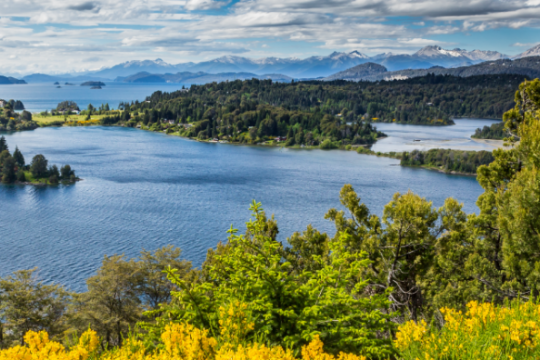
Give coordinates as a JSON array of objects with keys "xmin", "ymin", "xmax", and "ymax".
[
  {"xmin": 401, "ymin": 148, "xmax": 494, "ymax": 174},
  {"xmin": 0, "ymin": 99, "xmax": 37, "ymax": 131},
  {"xmin": 0, "ymin": 136, "xmax": 77, "ymax": 184},
  {"xmin": 471, "ymin": 121, "xmax": 508, "ymax": 140},
  {"xmin": 126, "ymin": 73, "xmax": 520, "ymax": 125}
]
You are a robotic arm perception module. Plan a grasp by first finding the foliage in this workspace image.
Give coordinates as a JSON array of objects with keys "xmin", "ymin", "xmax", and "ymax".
[
  {"xmin": 70, "ymin": 246, "xmax": 193, "ymax": 348},
  {"xmin": 151, "ymin": 201, "xmax": 395, "ymax": 358},
  {"xmin": 472, "ymin": 121, "xmax": 508, "ymax": 140},
  {"xmin": 56, "ymin": 101, "xmax": 80, "ymax": 112},
  {"xmin": 0, "ymin": 324, "xmax": 365, "ymax": 360},
  {"xmin": 13, "ymin": 147, "xmax": 24, "ymax": 168},
  {"xmin": 0, "ymin": 269, "xmax": 71, "ymax": 347},
  {"xmin": 0, "ymin": 100, "xmax": 38, "ymax": 131},
  {"xmin": 0, "ymin": 139, "xmax": 77, "ymax": 184},
  {"xmin": 30, "ymin": 155, "xmax": 48, "ymax": 178},
  {"xmin": 396, "ymin": 300, "xmax": 540, "ymax": 360},
  {"xmin": 0, "ymin": 329, "xmax": 99, "ymax": 360},
  {"xmin": 401, "ymin": 148, "xmax": 494, "ymax": 174}
]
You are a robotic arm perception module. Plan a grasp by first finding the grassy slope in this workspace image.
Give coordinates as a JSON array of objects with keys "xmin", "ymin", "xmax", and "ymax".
[{"xmin": 33, "ymin": 114, "xmax": 108, "ymax": 126}]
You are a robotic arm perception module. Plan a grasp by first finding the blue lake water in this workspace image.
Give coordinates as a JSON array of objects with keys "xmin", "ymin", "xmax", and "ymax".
[
  {"xmin": 0, "ymin": 126, "xmax": 485, "ymax": 291},
  {"xmin": 0, "ymin": 83, "xmax": 186, "ymax": 112},
  {"xmin": 372, "ymin": 118, "xmax": 502, "ymax": 152}
]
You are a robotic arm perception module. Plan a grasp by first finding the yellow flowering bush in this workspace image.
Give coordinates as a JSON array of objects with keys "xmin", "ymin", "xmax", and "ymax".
[
  {"xmin": 0, "ymin": 328, "xmax": 99, "ymax": 360},
  {"xmin": 396, "ymin": 300, "xmax": 540, "ymax": 359},
  {"xmin": 218, "ymin": 301, "xmax": 255, "ymax": 348},
  {"xmin": 0, "ymin": 324, "xmax": 365, "ymax": 360}
]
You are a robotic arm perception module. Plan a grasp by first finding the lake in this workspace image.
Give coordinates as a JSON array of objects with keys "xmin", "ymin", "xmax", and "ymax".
[
  {"xmin": 0, "ymin": 126, "xmax": 485, "ymax": 290},
  {"xmin": 0, "ymin": 83, "xmax": 187, "ymax": 113},
  {"xmin": 372, "ymin": 118, "xmax": 502, "ymax": 152}
]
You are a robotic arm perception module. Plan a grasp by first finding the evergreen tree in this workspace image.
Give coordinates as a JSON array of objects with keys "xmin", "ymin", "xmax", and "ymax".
[
  {"xmin": 1, "ymin": 156, "xmax": 16, "ymax": 183},
  {"xmin": 60, "ymin": 165, "xmax": 73, "ymax": 179},
  {"xmin": 12, "ymin": 146, "xmax": 24, "ymax": 168},
  {"xmin": 285, "ymin": 127, "xmax": 295, "ymax": 146},
  {"xmin": 0, "ymin": 136, "xmax": 8, "ymax": 153},
  {"xmin": 30, "ymin": 154, "xmax": 48, "ymax": 178}
]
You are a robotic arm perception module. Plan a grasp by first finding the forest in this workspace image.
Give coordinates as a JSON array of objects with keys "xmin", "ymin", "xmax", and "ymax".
[
  {"xmin": 0, "ymin": 99, "xmax": 38, "ymax": 131},
  {"xmin": 471, "ymin": 121, "xmax": 508, "ymax": 140},
  {"xmin": 97, "ymin": 73, "xmax": 521, "ymax": 146},
  {"xmin": 0, "ymin": 136, "xmax": 77, "ymax": 184},
  {"xmin": 1, "ymin": 78, "xmax": 540, "ymax": 359},
  {"xmin": 400, "ymin": 148, "xmax": 495, "ymax": 174}
]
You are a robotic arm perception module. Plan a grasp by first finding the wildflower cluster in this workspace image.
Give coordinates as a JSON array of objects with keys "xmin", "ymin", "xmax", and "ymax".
[
  {"xmin": 0, "ymin": 329, "xmax": 99, "ymax": 360},
  {"xmin": 396, "ymin": 300, "xmax": 540, "ymax": 359},
  {"xmin": 0, "ymin": 323, "xmax": 366, "ymax": 360}
]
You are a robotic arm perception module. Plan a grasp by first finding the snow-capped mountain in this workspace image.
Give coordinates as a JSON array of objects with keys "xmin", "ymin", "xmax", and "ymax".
[
  {"xmin": 514, "ymin": 44, "xmax": 540, "ymax": 59},
  {"xmin": 184, "ymin": 51, "xmax": 371, "ymax": 78},
  {"xmin": 21, "ymin": 46, "xmax": 514, "ymax": 83},
  {"xmin": 88, "ymin": 59, "xmax": 195, "ymax": 79},
  {"xmin": 374, "ymin": 46, "xmax": 508, "ymax": 71}
]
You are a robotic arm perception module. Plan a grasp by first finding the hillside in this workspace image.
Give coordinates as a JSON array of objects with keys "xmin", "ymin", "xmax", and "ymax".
[
  {"xmin": 325, "ymin": 56, "xmax": 540, "ymax": 82},
  {"xmin": 118, "ymin": 71, "xmax": 293, "ymax": 84},
  {"xmin": 324, "ymin": 63, "xmax": 388, "ymax": 81},
  {"xmin": 112, "ymin": 74, "xmax": 522, "ymax": 149},
  {"xmin": 0, "ymin": 76, "xmax": 26, "ymax": 85}
]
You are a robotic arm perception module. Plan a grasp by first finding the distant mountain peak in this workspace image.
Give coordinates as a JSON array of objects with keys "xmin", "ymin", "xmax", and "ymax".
[{"xmin": 514, "ymin": 44, "xmax": 540, "ymax": 59}]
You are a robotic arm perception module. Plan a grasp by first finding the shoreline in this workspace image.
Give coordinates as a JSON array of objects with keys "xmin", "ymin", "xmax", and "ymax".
[
  {"xmin": 401, "ymin": 164, "xmax": 477, "ymax": 177},
  {"xmin": 7, "ymin": 178, "xmax": 82, "ymax": 187},
  {"xmin": 470, "ymin": 138, "xmax": 515, "ymax": 149},
  {"xmin": 14, "ymin": 122, "xmax": 501, "ymax": 178}
]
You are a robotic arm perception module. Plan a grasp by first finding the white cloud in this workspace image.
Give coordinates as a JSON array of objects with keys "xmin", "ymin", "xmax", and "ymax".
[
  {"xmin": 0, "ymin": 0, "xmax": 538, "ymax": 74},
  {"xmin": 512, "ymin": 42, "xmax": 539, "ymax": 47}
]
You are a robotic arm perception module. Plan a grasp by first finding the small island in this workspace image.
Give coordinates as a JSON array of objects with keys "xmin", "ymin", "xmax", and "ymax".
[
  {"xmin": 90, "ymin": 86, "xmax": 102, "ymax": 89},
  {"xmin": 0, "ymin": 136, "xmax": 79, "ymax": 185},
  {"xmin": 81, "ymin": 81, "xmax": 106, "ymax": 87}
]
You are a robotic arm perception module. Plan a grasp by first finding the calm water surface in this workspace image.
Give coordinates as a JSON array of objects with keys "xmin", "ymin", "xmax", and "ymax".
[
  {"xmin": 372, "ymin": 118, "xmax": 502, "ymax": 152},
  {"xmin": 0, "ymin": 83, "xmax": 187, "ymax": 112},
  {"xmin": 0, "ymin": 127, "xmax": 485, "ymax": 290}
]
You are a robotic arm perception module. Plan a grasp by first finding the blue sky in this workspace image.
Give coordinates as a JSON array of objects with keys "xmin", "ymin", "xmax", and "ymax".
[{"xmin": 0, "ymin": 0, "xmax": 539, "ymax": 74}]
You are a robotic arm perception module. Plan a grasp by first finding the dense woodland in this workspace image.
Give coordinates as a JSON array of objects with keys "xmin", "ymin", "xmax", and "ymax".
[
  {"xmin": 97, "ymin": 74, "xmax": 521, "ymax": 146},
  {"xmin": 0, "ymin": 99, "xmax": 37, "ymax": 131},
  {"xmin": 0, "ymin": 136, "xmax": 76, "ymax": 184},
  {"xmin": 2, "ymin": 79, "xmax": 540, "ymax": 360},
  {"xmin": 471, "ymin": 121, "xmax": 508, "ymax": 140},
  {"xmin": 401, "ymin": 148, "xmax": 495, "ymax": 174}
]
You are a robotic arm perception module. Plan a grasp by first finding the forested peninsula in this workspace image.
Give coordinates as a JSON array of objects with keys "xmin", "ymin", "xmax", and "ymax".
[
  {"xmin": 116, "ymin": 74, "xmax": 520, "ymax": 147},
  {"xmin": 1, "ymin": 78, "xmax": 540, "ymax": 360},
  {"xmin": 0, "ymin": 136, "xmax": 78, "ymax": 185},
  {"xmin": 400, "ymin": 148, "xmax": 495, "ymax": 175}
]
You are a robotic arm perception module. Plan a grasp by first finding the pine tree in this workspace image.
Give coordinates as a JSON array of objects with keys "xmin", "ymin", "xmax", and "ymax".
[
  {"xmin": 0, "ymin": 136, "xmax": 8, "ymax": 153},
  {"xmin": 12, "ymin": 147, "xmax": 24, "ymax": 167},
  {"xmin": 2, "ymin": 156, "xmax": 16, "ymax": 183}
]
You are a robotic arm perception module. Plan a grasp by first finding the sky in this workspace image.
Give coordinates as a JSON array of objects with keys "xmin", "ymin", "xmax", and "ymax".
[{"xmin": 1, "ymin": 0, "xmax": 540, "ymax": 75}]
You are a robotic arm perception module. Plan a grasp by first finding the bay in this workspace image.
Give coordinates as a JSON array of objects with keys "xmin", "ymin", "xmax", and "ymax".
[
  {"xmin": 0, "ymin": 126, "xmax": 484, "ymax": 291},
  {"xmin": 371, "ymin": 118, "xmax": 503, "ymax": 152},
  {"xmin": 0, "ymin": 83, "xmax": 186, "ymax": 113}
]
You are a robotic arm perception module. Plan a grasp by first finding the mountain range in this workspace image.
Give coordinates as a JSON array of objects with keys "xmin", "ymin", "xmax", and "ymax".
[
  {"xmin": 17, "ymin": 44, "xmax": 537, "ymax": 83},
  {"xmin": 0, "ymin": 76, "xmax": 27, "ymax": 85},
  {"xmin": 3, "ymin": 44, "xmax": 540, "ymax": 85},
  {"xmin": 324, "ymin": 56, "xmax": 540, "ymax": 82},
  {"xmin": 116, "ymin": 71, "xmax": 293, "ymax": 84},
  {"xmin": 82, "ymin": 46, "xmax": 508, "ymax": 80}
]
